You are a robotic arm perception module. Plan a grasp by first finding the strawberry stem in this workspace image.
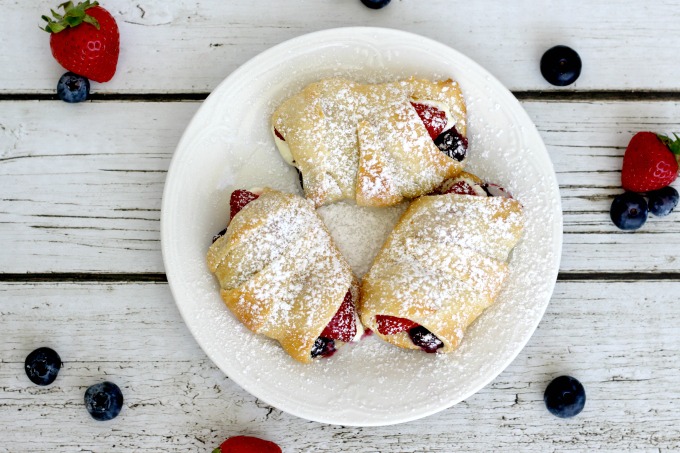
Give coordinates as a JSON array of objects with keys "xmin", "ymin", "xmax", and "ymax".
[
  {"xmin": 42, "ymin": 0, "xmax": 100, "ymax": 33},
  {"xmin": 658, "ymin": 133, "xmax": 680, "ymax": 171},
  {"xmin": 658, "ymin": 133, "xmax": 680, "ymax": 156}
]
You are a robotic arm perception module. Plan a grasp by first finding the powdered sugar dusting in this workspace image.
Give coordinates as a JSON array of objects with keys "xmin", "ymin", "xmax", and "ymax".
[
  {"xmin": 165, "ymin": 28, "xmax": 562, "ymax": 425},
  {"xmin": 360, "ymin": 193, "xmax": 524, "ymax": 352},
  {"xmin": 272, "ymin": 78, "xmax": 464, "ymax": 207},
  {"xmin": 207, "ymin": 189, "xmax": 354, "ymax": 363}
]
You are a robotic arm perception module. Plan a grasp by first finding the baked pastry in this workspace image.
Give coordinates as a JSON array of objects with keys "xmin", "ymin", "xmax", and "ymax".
[
  {"xmin": 207, "ymin": 188, "xmax": 362, "ymax": 363},
  {"xmin": 358, "ymin": 175, "xmax": 524, "ymax": 353},
  {"xmin": 271, "ymin": 77, "xmax": 468, "ymax": 207}
]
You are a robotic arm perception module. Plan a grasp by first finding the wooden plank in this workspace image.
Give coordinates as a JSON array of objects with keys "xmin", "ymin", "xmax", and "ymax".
[
  {"xmin": 1, "ymin": 280, "xmax": 679, "ymax": 451},
  {"xmin": 524, "ymin": 100, "xmax": 680, "ymax": 274},
  {"xmin": 0, "ymin": 101, "xmax": 198, "ymax": 274},
  {"xmin": 2, "ymin": 99, "xmax": 680, "ymax": 274},
  {"xmin": 4, "ymin": 0, "xmax": 680, "ymax": 93}
]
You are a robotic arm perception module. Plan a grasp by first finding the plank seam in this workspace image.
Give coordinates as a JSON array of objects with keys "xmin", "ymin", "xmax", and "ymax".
[
  {"xmin": 0, "ymin": 273, "xmax": 167, "ymax": 283},
  {"xmin": 0, "ymin": 272, "xmax": 679, "ymax": 283},
  {"xmin": 3, "ymin": 91, "xmax": 680, "ymax": 102}
]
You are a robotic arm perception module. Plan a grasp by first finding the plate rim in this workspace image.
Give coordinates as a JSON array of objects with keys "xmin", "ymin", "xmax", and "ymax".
[{"xmin": 161, "ymin": 26, "xmax": 563, "ymax": 426}]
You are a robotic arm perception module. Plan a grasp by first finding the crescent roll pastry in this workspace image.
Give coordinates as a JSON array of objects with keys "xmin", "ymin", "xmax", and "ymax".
[
  {"xmin": 207, "ymin": 188, "xmax": 361, "ymax": 363},
  {"xmin": 359, "ymin": 179, "xmax": 524, "ymax": 354},
  {"xmin": 271, "ymin": 77, "xmax": 468, "ymax": 207}
]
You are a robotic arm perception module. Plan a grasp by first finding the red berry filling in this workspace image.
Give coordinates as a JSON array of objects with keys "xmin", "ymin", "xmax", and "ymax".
[
  {"xmin": 213, "ymin": 190, "xmax": 259, "ymax": 243},
  {"xmin": 311, "ymin": 290, "xmax": 357, "ymax": 359},
  {"xmin": 444, "ymin": 180, "xmax": 479, "ymax": 196},
  {"xmin": 439, "ymin": 177, "xmax": 514, "ymax": 199},
  {"xmin": 320, "ymin": 290, "xmax": 357, "ymax": 342},
  {"xmin": 230, "ymin": 189, "xmax": 259, "ymax": 220},
  {"xmin": 376, "ymin": 315, "xmax": 444, "ymax": 353},
  {"xmin": 411, "ymin": 102, "xmax": 448, "ymax": 140},
  {"xmin": 274, "ymin": 128, "xmax": 285, "ymax": 141},
  {"xmin": 375, "ymin": 315, "xmax": 419, "ymax": 335},
  {"xmin": 411, "ymin": 100, "xmax": 468, "ymax": 162}
]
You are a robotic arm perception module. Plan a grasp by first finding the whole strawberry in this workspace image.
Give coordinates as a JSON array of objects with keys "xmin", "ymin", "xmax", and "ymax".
[
  {"xmin": 42, "ymin": 1, "xmax": 119, "ymax": 83},
  {"xmin": 213, "ymin": 435, "xmax": 282, "ymax": 453},
  {"xmin": 621, "ymin": 132, "xmax": 680, "ymax": 193}
]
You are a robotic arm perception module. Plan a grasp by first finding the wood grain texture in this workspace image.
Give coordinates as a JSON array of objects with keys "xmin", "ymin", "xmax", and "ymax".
[
  {"xmin": 1, "ymin": 281, "xmax": 678, "ymax": 452},
  {"xmin": 4, "ymin": 1, "xmax": 680, "ymax": 451},
  {"xmin": 4, "ymin": 0, "xmax": 680, "ymax": 93},
  {"xmin": 2, "ymin": 100, "xmax": 680, "ymax": 274},
  {"xmin": 0, "ymin": 101, "xmax": 198, "ymax": 274}
]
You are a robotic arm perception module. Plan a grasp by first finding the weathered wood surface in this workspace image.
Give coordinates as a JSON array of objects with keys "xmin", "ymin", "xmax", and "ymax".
[
  {"xmin": 4, "ymin": 1, "xmax": 680, "ymax": 451},
  {"xmin": 1, "ymin": 280, "xmax": 678, "ymax": 452},
  {"xmin": 3, "ymin": 0, "xmax": 680, "ymax": 93},
  {"xmin": 2, "ymin": 100, "xmax": 680, "ymax": 274}
]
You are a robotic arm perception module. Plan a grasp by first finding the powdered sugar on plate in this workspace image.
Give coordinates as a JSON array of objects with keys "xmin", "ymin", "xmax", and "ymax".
[{"xmin": 318, "ymin": 201, "xmax": 407, "ymax": 278}]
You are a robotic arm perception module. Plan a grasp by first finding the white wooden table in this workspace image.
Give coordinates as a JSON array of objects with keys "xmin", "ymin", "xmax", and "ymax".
[{"xmin": 2, "ymin": 1, "xmax": 680, "ymax": 451}]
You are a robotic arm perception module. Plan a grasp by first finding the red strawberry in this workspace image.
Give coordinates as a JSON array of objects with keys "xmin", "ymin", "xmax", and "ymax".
[
  {"xmin": 375, "ymin": 315, "xmax": 419, "ymax": 335},
  {"xmin": 621, "ymin": 132, "xmax": 680, "ymax": 192},
  {"xmin": 42, "ymin": 1, "xmax": 119, "ymax": 83},
  {"xmin": 411, "ymin": 102, "xmax": 448, "ymax": 140},
  {"xmin": 230, "ymin": 190, "xmax": 259, "ymax": 220},
  {"xmin": 320, "ymin": 290, "xmax": 357, "ymax": 342},
  {"xmin": 213, "ymin": 436, "xmax": 281, "ymax": 453}
]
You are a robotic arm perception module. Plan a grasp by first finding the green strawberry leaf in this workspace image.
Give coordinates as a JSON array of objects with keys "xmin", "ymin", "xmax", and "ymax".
[
  {"xmin": 82, "ymin": 14, "xmax": 101, "ymax": 29},
  {"xmin": 64, "ymin": 15, "xmax": 81, "ymax": 26},
  {"xmin": 658, "ymin": 133, "xmax": 680, "ymax": 155},
  {"xmin": 46, "ymin": 22, "xmax": 66, "ymax": 33},
  {"xmin": 41, "ymin": 0, "xmax": 100, "ymax": 33},
  {"xmin": 658, "ymin": 133, "xmax": 680, "ymax": 170},
  {"xmin": 58, "ymin": 1, "xmax": 75, "ymax": 10}
]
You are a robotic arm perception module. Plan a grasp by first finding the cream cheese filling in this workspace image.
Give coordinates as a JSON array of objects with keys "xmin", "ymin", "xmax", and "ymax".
[
  {"xmin": 351, "ymin": 312, "xmax": 365, "ymax": 342},
  {"xmin": 271, "ymin": 126, "xmax": 296, "ymax": 166}
]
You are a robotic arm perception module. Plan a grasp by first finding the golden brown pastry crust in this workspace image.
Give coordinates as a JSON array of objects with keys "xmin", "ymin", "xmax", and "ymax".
[
  {"xmin": 359, "ymin": 192, "xmax": 524, "ymax": 353},
  {"xmin": 271, "ymin": 77, "xmax": 467, "ymax": 207},
  {"xmin": 207, "ymin": 188, "xmax": 358, "ymax": 363}
]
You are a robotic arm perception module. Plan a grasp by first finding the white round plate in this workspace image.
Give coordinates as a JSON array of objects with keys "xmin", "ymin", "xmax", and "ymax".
[{"xmin": 161, "ymin": 27, "xmax": 562, "ymax": 426}]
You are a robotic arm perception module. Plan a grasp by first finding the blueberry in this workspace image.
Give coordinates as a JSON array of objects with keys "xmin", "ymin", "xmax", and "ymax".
[
  {"xmin": 648, "ymin": 186, "xmax": 679, "ymax": 217},
  {"xmin": 434, "ymin": 127, "xmax": 468, "ymax": 162},
  {"xmin": 25, "ymin": 347, "xmax": 62, "ymax": 386},
  {"xmin": 544, "ymin": 375, "xmax": 586, "ymax": 418},
  {"xmin": 57, "ymin": 72, "xmax": 90, "ymax": 103},
  {"xmin": 311, "ymin": 337, "xmax": 336, "ymax": 358},
  {"xmin": 610, "ymin": 192, "xmax": 648, "ymax": 230},
  {"xmin": 408, "ymin": 326, "xmax": 444, "ymax": 353},
  {"xmin": 84, "ymin": 381, "xmax": 124, "ymax": 421},
  {"xmin": 360, "ymin": 0, "xmax": 391, "ymax": 9},
  {"xmin": 295, "ymin": 167, "xmax": 304, "ymax": 191},
  {"xmin": 212, "ymin": 227, "xmax": 227, "ymax": 243},
  {"xmin": 540, "ymin": 45, "xmax": 582, "ymax": 86}
]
